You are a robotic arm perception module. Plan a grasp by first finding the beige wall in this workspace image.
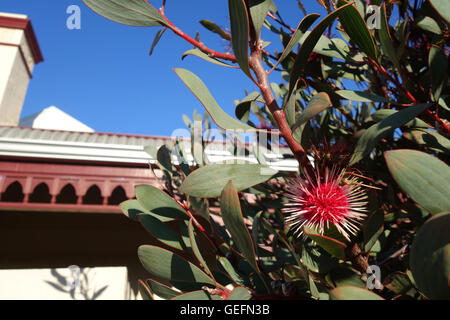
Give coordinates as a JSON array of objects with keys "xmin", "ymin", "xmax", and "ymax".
[
  {"xmin": 0, "ymin": 17, "xmax": 37, "ymax": 126},
  {"xmin": 0, "ymin": 266, "xmax": 140, "ymax": 300}
]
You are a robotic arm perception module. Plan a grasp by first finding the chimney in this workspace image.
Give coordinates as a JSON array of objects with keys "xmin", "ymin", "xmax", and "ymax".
[{"xmin": 0, "ymin": 12, "xmax": 43, "ymax": 126}]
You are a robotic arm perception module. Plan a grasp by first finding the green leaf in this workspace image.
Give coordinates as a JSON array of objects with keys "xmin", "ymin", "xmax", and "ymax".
[
  {"xmin": 180, "ymin": 163, "xmax": 277, "ymax": 198},
  {"xmin": 182, "ymin": 49, "xmax": 237, "ymax": 68},
  {"xmin": 285, "ymin": 81, "xmax": 299, "ymax": 128},
  {"xmin": 172, "ymin": 290, "xmax": 223, "ymax": 300},
  {"xmin": 304, "ymin": 228, "xmax": 347, "ymax": 260},
  {"xmin": 299, "ymin": 32, "xmax": 351, "ymax": 60},
  {"xmin": 384, "ymin": 150, "xmax": 450, "ymax": 215},
  {"xmin": 429, "ymin": 0, "xmax": 450, "ymax": 24},
  {"xmin": 326, "ymin": 266, "xmax": 366, "ymax": 288},
  {"xmin": 218, "ymin": 257, "xmax": 246, "ymax": 286},
  {"xmin": 378, "ymin": 4, "xmax": 400, "ymax": 72},
  {"xmin": 135, "ymin": 185, "xmax": 188, "ymax": 221},
  {"xmin": 336, "ymin": 0, "xmax": 378, "ymax": 60},
  {"xmin": 416, "ymin": 16, "xmax": 442, "ymax": 35},
  {"xmin": 271, "ymin": 13, "xmax": 320, "ymax": 71},
  {"xmin": 429, "ymin": 45, "xmax": 448, "ymax": 101},
  {"xmin": 139, "ymin": 214, "xmax": 185, "ymax": 250},
  {"xmin": 350, "ymin": 104, "xmax": 431, "ymax": 165},
  {"xmin": 371, "ymin": 109, "xmax": 431, "ymax": 128},
  {"xmin": 329, "ymin": 286, "xmax": 384, "ymax": 300},
  {"xmin": 404, "ymin": 128, "xmax": 450, "ymax": 154},
  {"xmin": 229, "ymin": 0, "xmax": 254, "ymax": 81},
  {"xmin": 188, "ymin": 220, "xmax": 213, "ymax": 277},
  {"xmin": 138, "ymin": 280, "xmax": 153, "ymax": 300},
  {"xmin": 221, "ymin": 181, "xmax": 260, "ymax": 272},
  {"xmin": 227, "ymin": 286, "xmax": 252, "ymax": 300},
  {"xmin": 174, "ymin": 68, "xmax": 254, "ymax": 131},
  {"xmin": 289, "ymin": 3, "xmax": 353, "ymax": 96},
  {"xmin": 363, "ymin": 210, "xmax": 384, "ymax": 253},
  {"xmin": 149, "ymin": 27, "xmax": 167, "ymax": 56},
  {"xmin": 138, "ymin": 245, "xmax": 215, "ymax": 288},
  {"xmin": 384, "ymin": 272, "xmax": 415, "ymax": 296},
  {"xmin": 410, "ymin": 212, "xmax": 450, "ymax": 300},
  {"xmin": 336, "ymin": 90, "xmax": 392, "ymax": 103},
  {"xmin": 200, "ymin": 20, "xmax": 231, "ymax": 40},
  {"xmin": 120, "ymin": 199, "xmax": 149, "ymax": 220},
  {"xmin": 82, "ymin": 0, "xmax": 167, "ymax": 27},
  {"xmin": 292, "ymin": 92, "xmax": 331, "ymax": 139},
  {"xmin": 249, "ymin": 0, "xmax": 273, "ymax": 40},
  {"xmin": 156, "ymin": 144, "xmax": 173, "ymax": 173},
  {"xmin": 145, "ymin": 278, "xmax": 180, "ymax": 299}
]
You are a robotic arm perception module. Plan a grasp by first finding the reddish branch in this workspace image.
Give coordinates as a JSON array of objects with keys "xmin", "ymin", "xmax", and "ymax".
[
  {"xmin": 158, "ymin": 5, "xmax": 313, "ymax": 172},
  {"xmin": 160, "ymin": 11, "xmax": 237, "ymax": 63},
  {"xmin": 368, "ymin": 58, "xmax": 450, "ymax": 134},
  {"xmin": 267, "ymin": 11, "xmax": 296, "ymax": 33}
]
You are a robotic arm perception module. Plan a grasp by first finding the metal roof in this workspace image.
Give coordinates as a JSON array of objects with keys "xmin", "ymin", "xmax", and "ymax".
[{"xmin": 0, "ymin": 126, "xmax": 298, "ymax": 171}]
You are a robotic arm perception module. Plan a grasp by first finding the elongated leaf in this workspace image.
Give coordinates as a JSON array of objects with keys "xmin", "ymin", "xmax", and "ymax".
[
  {"xmin": 363, "ymin": 210, "xmax": 384, "ymax": 253},
  {"xmin": 271, "ymin": 14, "xmax": 320, "ymax": 71},
  {"xmin": 336, "ymin": 0, "xmax": 378, "ymax": 60},
  {"xmin": 371, "ymin": 109, "xmax": 431, "ymax": 128},
  {"xmin": 229, "ymin": 0, "xmax": 254, "ymax": 81},
  {"xmin": 120, "ymin": 199, "xmax": 149, "ymax": 220},
  {"xmin": 200, "ymin": 20, "xmax": 231, "ymax": 40},
  {"xmin": 180, "ymin": 163, "xmax": 277, "ymax": 198},
  {"xmin": 285, "ymin": 81, "xmax": 299, "ymax": 127},
  {"xmin": 350, "ymin": 104, "xmax": 431, "ymax": 165},
  {"xmin": 249, "ymin": 0, "xmax": 273, "ymax": 40},
  {"xmin": 82, "ymin": 0, "xmax": 167, "ymax": 27},
  {"xmin": 145, "ymin": 278, "xmax": 179, "ymax": 299},
  {"xmin": 416, "ymin": 16, "xmax": 442, "ymax": 35},
  {"xmin": 329, "ymin": 286, "xmax": 384, "ymax": 300},
  {"xmin": 218, "ymin": 257, "xmax": 246, "ymax": 286},
  {"xmin": 138, "ymin": 280, "xmax": 153, "ymax": 300},
  {"xmin": 172, "ymin": 290, "xmax": 223, "ymax": 300},
  {"xmin": 227, "ymin": 287, "xmax": 252, "ymax": 300},
  {"xmin": 135, "ymin": 185, "xmax": 188, "ymax": 221},
  {"xmin": 174, "ymin": 68, "xmax": 254, "ymax": 131},
  {"xmin": 292, "ymin": 92, "xmax": 331, "ymax": 139},
  {"xmin": 289, "ymin": 3, "xmax": 353, "ymax": 96},
  {"xmin": 182, "ymin": 49, "xmax": 237, "ymax": 68},
  {"xmin": 404, "ymin": 128, "xmax": 450, "ymax": 154},
  {"xmin": 299, "ymin": 32, "xmax": 351, "ymax": 60},
  {"xmin": 384, "ymin": 150, "xmax": 450, "ymax": 215},
  {"xmin": 189, "ymin": 220, "xmax": 213, "ymax": 277},
  {"xmin": 429, "ymin": 0, "xmax": 450, "ymax": 24},
  {"xmin": 379, "ymin": 4, "xmax": 400, "ymax": 72},
  {"xmin": 410, "ymin": 212, "xmax": 450, "ymax": 300},
  {"xmin": 139, "ymin": 214, "xmax": 184, "ymax": 250},
  {"xmin": 138, "ymin": 245, "xmax": 215, "ymax": 287},
  {"xmin": 221, "ymin": 181, "xmax": 260, "ymax": 272},
  {"xmin": 336, "ymin": 90, "xmax": 391, "ymax": 103},
  {"xmin": 429, "ymin": 45, "xmax": 448, "ymax": 101},
  {"xmin": 304, "ymin": 229, "xmax": 347, "ymax": 260},
  {"xmin": 149, "ymin": 27, "xmax": 167, "ymax": 56}
]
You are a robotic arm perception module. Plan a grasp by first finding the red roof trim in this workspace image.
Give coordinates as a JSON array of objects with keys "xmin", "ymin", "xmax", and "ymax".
[{"xmin": 0, "ymin": 15, "xmax": 43, "ymax": 64}]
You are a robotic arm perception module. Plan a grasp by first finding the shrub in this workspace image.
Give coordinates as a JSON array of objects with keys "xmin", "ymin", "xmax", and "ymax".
[{"xmin": 83, "ymin": 0, "xmax": 450, "ymax": 300}]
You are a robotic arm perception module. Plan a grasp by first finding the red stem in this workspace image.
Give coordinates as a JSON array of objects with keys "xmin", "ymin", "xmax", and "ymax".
[
  {"xmin": 368, "ymin": 58, "xmax": 450, "ymax": 134},
  {"xmin": 160, "ymin": 11, "xmax": 237, "ymax": 63}
]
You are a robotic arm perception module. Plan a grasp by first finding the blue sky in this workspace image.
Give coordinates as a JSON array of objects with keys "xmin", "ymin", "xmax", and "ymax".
[{"xmin": 1, "ymin": 0, "xmax": 327, "ymax": 136}]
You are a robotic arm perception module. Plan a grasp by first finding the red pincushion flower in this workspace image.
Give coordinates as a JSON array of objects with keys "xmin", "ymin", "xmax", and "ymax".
[{"xmin": 283, "ymin": 167, "xmax": 367, "ymax": 241}]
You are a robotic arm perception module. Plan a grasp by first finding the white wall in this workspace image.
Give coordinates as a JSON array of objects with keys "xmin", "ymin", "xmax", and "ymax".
[{"xmin": 0, "ymin": 266, "xmax": 138, "ymax": 300}]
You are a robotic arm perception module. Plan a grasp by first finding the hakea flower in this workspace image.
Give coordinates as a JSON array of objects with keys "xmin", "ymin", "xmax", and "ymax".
[{"xmin": 283, "ymin": 166, "xmax": 368, "ymax": 241}]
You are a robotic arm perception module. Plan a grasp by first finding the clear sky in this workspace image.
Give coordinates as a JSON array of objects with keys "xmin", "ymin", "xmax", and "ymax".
[{"xmin": 1, "ymin": 0, "xmax": 327, "ymax": 136}]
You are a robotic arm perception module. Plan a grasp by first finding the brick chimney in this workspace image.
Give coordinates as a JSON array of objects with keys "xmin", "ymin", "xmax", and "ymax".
[{"xmin": 0, "ymin": 13, "xmax": 43, "ymax": 126}]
